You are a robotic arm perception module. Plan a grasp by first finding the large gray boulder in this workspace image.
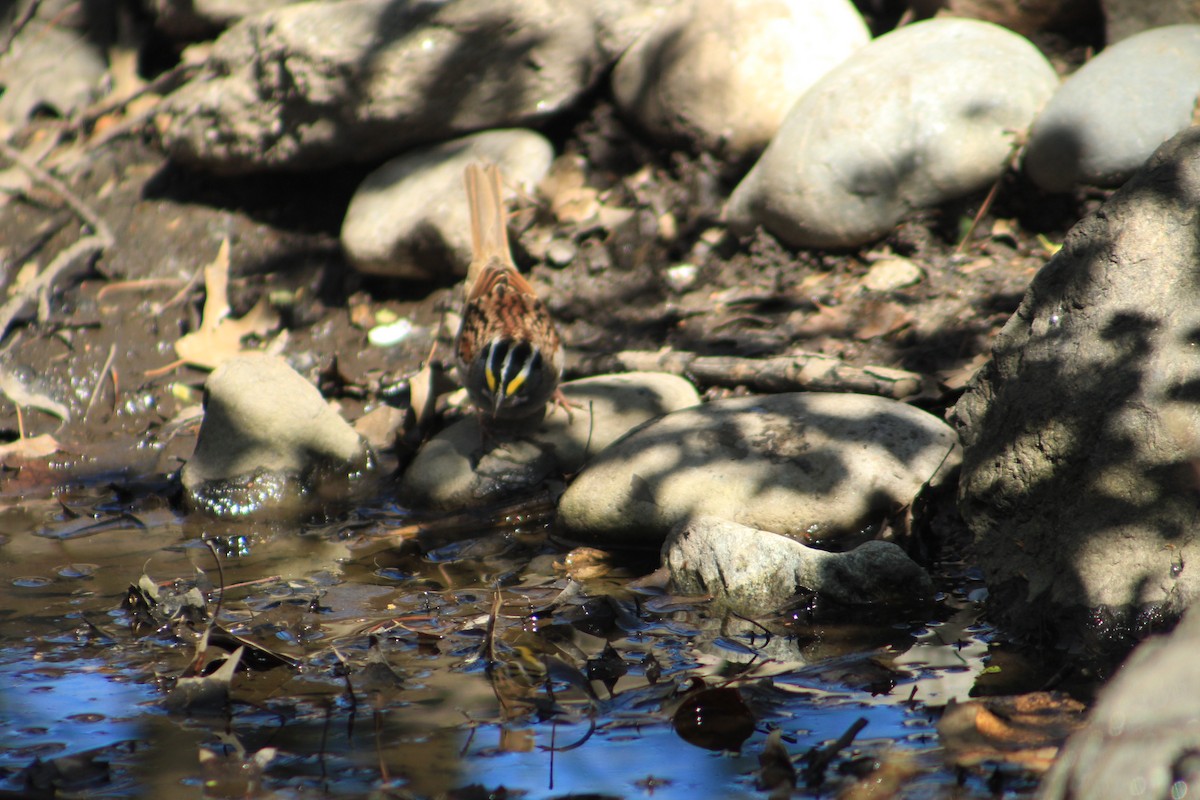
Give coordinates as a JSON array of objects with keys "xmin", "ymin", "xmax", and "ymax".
[
  {"xmin": 158, "ymin": 0, "xmax": 605, "ymax": 172},
  {"xmin": 665, "ymin": 516, "xmax": 933, "ymax": 616},
  {"xmin": 1023, "ymin": 25, "xmax": 1200, "ymax": 192},
  {"xmin": 611, "ymin": 0, "xmax": 868, "ymax": 159},
  {"xmin": 341, "ymin": 129, "xmax": 554, "ymax": 279},
  {"xmin": 400, "ymin": 372, "xmax": 700, "ymax": 510},
  {"xmin": 953, "ymin": 128, "xmax": 1200, "ymax": 654},
  {"xmin": 724, "ymin": 18, "xmax": 1057, "ymax": 249}
]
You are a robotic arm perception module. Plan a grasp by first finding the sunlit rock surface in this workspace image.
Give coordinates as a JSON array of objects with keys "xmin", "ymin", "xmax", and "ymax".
[
  {"xmin": 559, "ymin": 391, "xmax": 960, "ymax": 547},
  {"xmin": 182, "ymin": 354, "xmax": 375, "ymax": 517},
  {"xmin": 1040, "ymin": 605, "xmax": 1200, "ymax": 799},
  {"xmin": 612, "ymin": 0, "xmax": 869, "ymax": 159},
  {"xmin": 725, "ymin": 18, "xmax": 1057, "ymax": 248},
  {"xmin": 342, "ymin": 129, "xmax": 554, "ymax": 280},
  {"xmin": 158, "ymin": 0, "xmax": 607, "ymax": 172},
  {"xmin": 1024, "ymin": 25, "xmax": 1200, "ymax": 192},
  {"xmin": 665, "ymin": 516, "xmax": 933, "ymax": 616}
]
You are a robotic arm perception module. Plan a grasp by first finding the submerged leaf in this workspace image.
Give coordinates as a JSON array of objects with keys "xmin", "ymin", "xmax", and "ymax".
[
  {"xmin": 671, "ymin": 680, "xmax": 756, "ymax": 752},
  {"xmin": 0, "ymin": 371, "xmax": 69, "ymax": 420},
  {"xmin": 0, "ymin": 432, "xmax": 60, "ymax": 463},
  {"xmin": 164, "ymin": 645, "xmax": 243, "ymax": 712}
]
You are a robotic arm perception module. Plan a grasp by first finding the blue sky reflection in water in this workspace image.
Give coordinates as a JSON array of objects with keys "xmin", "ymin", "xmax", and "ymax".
[
  {"xmin": 0, "ymin": 486, "xmax": 1005, "ymax": 798},
  {"xmin": 0, "ymin": 652, "xmax": 155, "ymax": 767}
]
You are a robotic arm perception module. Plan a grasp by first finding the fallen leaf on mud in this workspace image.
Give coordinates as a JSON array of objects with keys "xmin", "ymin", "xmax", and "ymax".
[
  {"xmin": 170, "ymin": 240, "xmax": 280, "ymax": 370},
  {"xmin": 0, "ymin": 371, "xmax": 70, "ymax": 420},
  {"xmin": 940, "ymin": 352, "xmax": 991, "ymax": 391},
  {"xmin": 938, "ymin": 691, "xmax": 1087, "ymax": 772},
  {"xmin": 409, "ymin": 361, "xmax": 449, "ymax": 428},
  {"xmin": 855, "ymin": 299, "xmax": 914, "ymax": 340},
  {"xmin": 540, "ymin": 154, "xmax": 600, "ymax": 224},
  {"xmin": 554, "ymin": 546, "xmax": 613, "ymax": 580},
  {"xmin": 793, "ymin": 302, "xmax": 855, "ymax": 336},
  {"xmin": 0, "ymin": 433, "xmax": 60, "ymax": 463},
  {"xmin": 757, "ymin": 728, "xmax": 796, "ymax": 796},
  {"xmin": 353, "ymin": 404, "xmax": 405, "ymax": 450}
]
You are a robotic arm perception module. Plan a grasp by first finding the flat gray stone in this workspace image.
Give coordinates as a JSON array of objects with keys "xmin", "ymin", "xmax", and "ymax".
[
  {"xmin": 158, "ymin": 0, "xmax": 603, "ymax": 172},
  {"xmin": 612, "ymin": 0, "xmax": 868, "ymax": 158},
  {"xmin": 342, "ymin": 129, "xmax": 554, "ymax": 279},
  {"xmin": 725, "ymin": 18, "xmax": 1057, "ymax": 249},
  {"xmin": 953, "ymin": 128, "xmax": 1200, "ymax": 650},
  {"xmin": 400, "ymin": 372, "xmax": 700, "ymax": 509},
  {"xmin": 558, "ymin": 392, "xmax": 961, "ymax": 547},
  {"xmin": 665, "ymin": 516, "xmax": 933, "ymax": 616},
  {"xmin": 182, "ymin": 354, "xmax": 374, "ymax": 515},
  {"xmin": 1024, "ymin": 25, "xmax": 1200, "ymax": 192}
]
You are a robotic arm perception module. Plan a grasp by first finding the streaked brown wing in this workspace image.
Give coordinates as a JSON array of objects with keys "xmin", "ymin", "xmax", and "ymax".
[{"xmin": 467, "ymin": 263, "xmax": 539, "ymax": 302}]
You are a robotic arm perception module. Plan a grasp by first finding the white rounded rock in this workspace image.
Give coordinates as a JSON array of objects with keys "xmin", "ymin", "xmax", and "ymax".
[
  {"xmin": 1023, "ymin": 25, "xmax": 1200, "ymax": 192},
  {"xmin": 612, "ymin": 0, "xmax": 869, "ymax": 159},
  {"xmin": 725, "ymin": 18, "xmax": 1057, "ymax": 249},
  {"xmin": 342, "ymin": 129, "xmax": 553, "ymax": 279},
  {"xmin": 558, "ymin": 392, "xmax": 961, "ymax": 547},
  {"xmin": 665, "ymin": 516, "xmax": 933, "ymax": 615}
]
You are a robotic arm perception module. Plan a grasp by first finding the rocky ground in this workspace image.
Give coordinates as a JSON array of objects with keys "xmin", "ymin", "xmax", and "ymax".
[{"xmin": 0, "ymin": 94, "xmax": 1094, "ymax": 493}]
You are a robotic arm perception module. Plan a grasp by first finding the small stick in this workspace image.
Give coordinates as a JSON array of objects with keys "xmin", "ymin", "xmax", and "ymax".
[
  {"xmin": 0, "ymin": 141, "xmax": 114, "ymax": 247},
  {"xmin": 607, "ymin": 349, "xmax": 925, "ymax": 399},
  {"xmin": 0, "ymin": 233, "xmax": 107, "ymax": 341},
  {"xmin": 0, "ymin": 139, "xmax": 115, "ymax": 344},
  {"xmin": 83, "ymin": 342, "xmax": 117, "ymax": 420},
  {"xmin": 954, "ymin": 137, "xmax": 1023, "ymax": 255},
  {"xmin": 803, "ymin": 717, "xmax": 868, "ymax": 788}
]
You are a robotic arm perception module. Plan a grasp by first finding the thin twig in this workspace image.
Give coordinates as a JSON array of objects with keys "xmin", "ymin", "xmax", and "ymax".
[
  {"xmin": 83, "ymin": 341, "xmax": 117, "ymax": 421},
  {"xmin": 606, "ymin": 349, "xmax": 926, "ymax": 399},
  {"xmin": 0, "ymin": 233, "xmax": 106, "ymax": 341},
  {"xmin": 0, "ymin": 0, "xmax": 42, "ymax": 56},
  {"xmin": 0, "ymin": 140, "xmax": 114, "ymax": 246},
  {"xmin": 954, "ymin": 137, "xmax": 1024, "ymax": 255},
  {"xmin": 0, "ymin": 139, "xmax": 116, "ymax": 343}
]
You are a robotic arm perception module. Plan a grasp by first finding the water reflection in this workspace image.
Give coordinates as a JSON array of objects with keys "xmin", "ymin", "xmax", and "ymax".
[
  {"xmin": 0, "ymin": 653, "xmax": 154, "ymax": 768},
  {"xmin": 0, "ymin": 485, "xmax": 1011, "ymax": 798}
]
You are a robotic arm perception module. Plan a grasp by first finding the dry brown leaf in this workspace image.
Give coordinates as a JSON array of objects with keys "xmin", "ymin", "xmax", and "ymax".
[
  {"xmin": 0, "ymin": 433, "xmax": 60, "ymax": 463},
  {"xmin": 855, "ymin": 299, "xmax": 915, "ymax": 340},
  {"xmin": 938, "ymin": 692, "xmax": 1087, "ymax": 772},
  {"xmin": 408, "ymin": 363, "xmax": 435, "ymax": 427},
  {"xmin": 793, "ymin": 302, "xmax": 856, "ymax": 336},
  {"xmin": 173, "ymin": 241, "xmax": 280, "ymax": 370},
  {"xmin": 939, "ymin": 352, "xmax": 991, "ymax": 391},
  {"xmin": 105, "ymin": 44, "xmax": 145, "ymax": 107},
  {"xmin": 353, "ymin": 405, "xmax": 405, "ymax": 451},
  {"xmin": 201, "ymin": 239, "xmax": 231, "ymax": 327},
  {"xmin": 539, "ymin": 154, "xmax": 601, "ymax": 224}
]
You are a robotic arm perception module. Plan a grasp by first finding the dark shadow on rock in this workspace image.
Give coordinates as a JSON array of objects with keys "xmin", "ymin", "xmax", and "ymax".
[{"xmin": 953, "ymin": 128, "xmax": 1200, "ymax": 669}]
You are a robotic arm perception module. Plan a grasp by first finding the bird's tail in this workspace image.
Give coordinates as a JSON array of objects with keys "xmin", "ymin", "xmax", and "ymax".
[{"xmin": 464, "ymin": 162, "xmax": 512, "ymax": 286}]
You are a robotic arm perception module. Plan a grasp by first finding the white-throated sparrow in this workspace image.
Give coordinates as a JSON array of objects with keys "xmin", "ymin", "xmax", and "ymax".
[{"xmin": 455, "ymin": 162, "xmax": 567, "ymax": 421}]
